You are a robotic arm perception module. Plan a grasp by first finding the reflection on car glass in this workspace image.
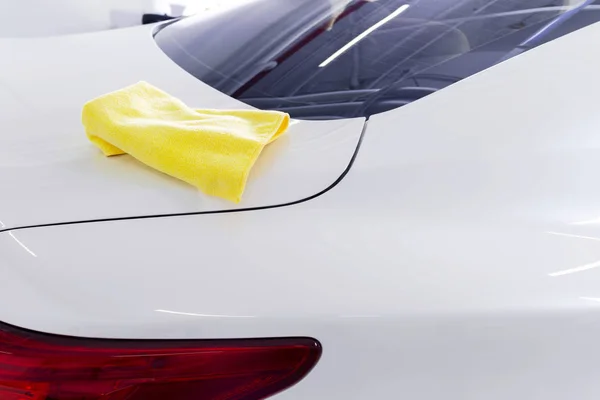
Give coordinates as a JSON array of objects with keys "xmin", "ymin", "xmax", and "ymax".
[{"xmin": 155, "ymin": 0, "xmax": 600, "ymax": 120}]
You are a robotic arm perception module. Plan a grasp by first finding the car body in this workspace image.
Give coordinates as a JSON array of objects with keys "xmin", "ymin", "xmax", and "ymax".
[{"xmin": 2, "ymin": 0, "xmax": 600, "ymax": 398}]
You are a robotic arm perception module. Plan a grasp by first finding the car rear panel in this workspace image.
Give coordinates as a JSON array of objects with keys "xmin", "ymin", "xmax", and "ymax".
[{"xmin": 3, "ymin": 179, "xmax": 600, "ymax": 400}]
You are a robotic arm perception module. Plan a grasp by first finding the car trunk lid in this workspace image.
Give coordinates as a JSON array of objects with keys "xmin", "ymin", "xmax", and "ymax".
[{"xmin": 0, "ymin": 25, "xmax": 364, "ymax": 230}]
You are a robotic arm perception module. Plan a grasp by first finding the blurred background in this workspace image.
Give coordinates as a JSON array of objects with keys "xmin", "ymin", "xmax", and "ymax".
[{"xmin": 0, "ymin": 0, "xmax": 256, "ymax": 37}]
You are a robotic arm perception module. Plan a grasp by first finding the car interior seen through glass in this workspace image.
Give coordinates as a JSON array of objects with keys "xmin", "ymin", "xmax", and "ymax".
[{"xmin": 155, "ymin": 0, "xmax": 600, "ymax": 120}]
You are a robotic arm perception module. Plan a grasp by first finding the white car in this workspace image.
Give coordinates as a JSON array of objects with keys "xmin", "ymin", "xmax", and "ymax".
[{"xmin": 1, "ymin": 0, "xmax": 600, "ymax": 399}]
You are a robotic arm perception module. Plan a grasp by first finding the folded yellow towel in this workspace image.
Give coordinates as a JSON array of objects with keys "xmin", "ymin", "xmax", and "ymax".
[{"xmin": 82, "ymin": 81, "xmax": 289, "ymax": 203}]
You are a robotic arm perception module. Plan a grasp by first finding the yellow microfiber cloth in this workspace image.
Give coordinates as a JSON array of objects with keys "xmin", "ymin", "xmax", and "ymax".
[{"xmin": 82, "ymin": 81, "xmax": 289, "ymax": 203}]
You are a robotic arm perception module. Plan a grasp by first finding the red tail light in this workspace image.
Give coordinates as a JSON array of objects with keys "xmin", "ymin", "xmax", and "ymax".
[{"xmin": 0, "ymin": 322, "xmax": 321, "ymax": 400}]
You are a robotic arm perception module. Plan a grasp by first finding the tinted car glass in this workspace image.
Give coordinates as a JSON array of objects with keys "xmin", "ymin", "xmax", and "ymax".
[{"xmin": 155, "ymin": 0, "xmax": 600, "ymax": 120}]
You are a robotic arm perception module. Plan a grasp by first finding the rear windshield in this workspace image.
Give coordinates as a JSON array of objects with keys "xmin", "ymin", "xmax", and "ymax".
[{"xmin": 155, "ymin": 0, "xmax": 600, "ymax": 120}]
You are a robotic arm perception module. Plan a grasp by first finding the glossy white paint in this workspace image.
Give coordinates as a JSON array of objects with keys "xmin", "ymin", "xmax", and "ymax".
[
  {"xmin": 2, "ymin": 20, "xmax": 600, "ymax": 399},
  {"xmin": 0, "ymin": 26, "xmax": 365, "ymax": 229}
]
